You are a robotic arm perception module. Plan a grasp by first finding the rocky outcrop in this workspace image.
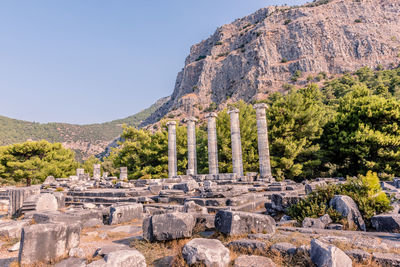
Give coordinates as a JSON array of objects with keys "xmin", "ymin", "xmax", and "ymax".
[{"xmin": 144, "ymin": 0, "xmax": 400, "ymax": 124}]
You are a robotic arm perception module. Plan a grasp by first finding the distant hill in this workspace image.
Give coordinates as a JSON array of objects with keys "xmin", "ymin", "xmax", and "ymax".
[{"xmin": 0, "ymin": 96, "xmax": 169, "ymax": 161}]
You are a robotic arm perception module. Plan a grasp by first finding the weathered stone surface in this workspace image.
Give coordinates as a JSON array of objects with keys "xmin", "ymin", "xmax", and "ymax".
[
  {"xmin": 109, "ymin": 203, "xmax": 143, "ymax": 225},
  {"xmin": 372, "ymin": 252, "xmax": 400, "ymax": 266},
  {"xmin": 0, "ymin": 220, "xmax": 30, "ymax": 239},
  {"xmin": 173, "ymin": 179, "xmax": 199, "ymax": 193},
  {"xmin": 326, "ymin": 224, "xmax": 343, "ymax": 230},
  {"xmin": 143, "ymin": 212, "xmax": 196, "ymax": 242},
  {"xmin": 54, "ymin": 258, "xmax": 86, "ymax": 267},
  {"xmin": 69, "ymin": 247, "xmax": 85, "ymax": 258},
  {"xmin": 18, "ymin": 222, "xmax": 81, "ymax": 265},
  {"xmin": 32, "ymin": 209, "xmax": 103, "ymax": 228},
  {"xmin": 305, "ymin": 181, "xmax": 327, "ymax": 194},
  {"xmin": 371, "ymin": 214, "xmax": 400, "ymax": 232},
  {"xmin": 228, "ymin": 239, "xmax": 268, "ymax": 252},
  {"xmin": 184, "ymin": 201, "xmax": 208, "ymax": 214},
  {"xmin": 215, "ymin": 210, "xmax": 275, "ymax": 236},
  {"xmin": 182, "ymin": 238, "xmax": 230, "ymax": 267},
  {"xmin": 104, "ymin": 249, "xmax": 146, "ymax": 267},
  {"xmin": 303, "ymin": 215, "xmax": 332, "ymax": 229},
  {"xmin": 233, "ymin": 255, "xmax": 276, "ymax": 267},
  {"xmin": 329, "ymin": 195, "xmax": 366, "ymax": 231},
  {"xmin": 94, "ymin": 244, "xmax": 131, "ymax": 257},
  {"xmin": 270, "ymin": 194, "xmax": 301, "ymax": 212},
  {"xmin": 270, "ymin": 242, "xmax": 297, "ymax": 255},
  {"xmin": 310, "ymin": 239, "xmax": 352, "ymax": 267},
  {"xmin": 36, "ymin": 193, "xmax": 59, "ymax": 211}
]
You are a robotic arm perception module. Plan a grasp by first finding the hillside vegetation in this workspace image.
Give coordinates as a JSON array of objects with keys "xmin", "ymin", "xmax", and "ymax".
[
  {"xmin": 0, "ymin": 97, "xmax": 168, "ymax": 160},
  {"xmin": 106, "ymin": 67, "xmax": 400, "ymax": 181}
]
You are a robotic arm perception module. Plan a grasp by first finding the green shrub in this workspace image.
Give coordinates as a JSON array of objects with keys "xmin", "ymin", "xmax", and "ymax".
[
  {"xmin": 195, "ymin": 55, "xmax": 206, "ymax": 61},
  {"xmin": 281, "ymin": 57, "xmax": 288, "ymax": 63},
  {"xmin": 287, "ymin": 171, "xmax": 392, "ymax": 226},
  {"xmin": 291, "ymin": 70, "xmax": 302, "ymax": 82},
  {"xmin": 354, "ymin": 18, "xmax": 362, "ymax": 23},
  {"xmin": 215, "ymin": 41, "xmax": 223, "ymax": 45}
]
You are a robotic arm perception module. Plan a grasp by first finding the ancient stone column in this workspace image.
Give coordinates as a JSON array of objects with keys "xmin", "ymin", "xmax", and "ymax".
[
  {"xmin": 120, "ymin": 167, "xmax": 128, "ymax": 180},
  {"xmin": 185, "ymin": 117, "xmax": 198, "ymax": 175},
  {"xmin": 206, "ymin": 112, "xmax": 219, "ymax": 175},
  {"xmin": 167, "ymin": 121, "xmax": 177, "ymax": 178},
  {"xmin": 254, "ymin": 103, "xmax": 273, "ymax": 179},
  {"xmin": 93, "ymin": 164, "xmax": 101, "ymax": 179},
  {"xmin": 228, "ymin": 108, "xmax": 243, "ymax": 176}
]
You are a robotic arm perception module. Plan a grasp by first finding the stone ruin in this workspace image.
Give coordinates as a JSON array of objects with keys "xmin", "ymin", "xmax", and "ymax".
[{"xmin": 0, "ymin": 106, "xmax": 399, "ymax": 266}]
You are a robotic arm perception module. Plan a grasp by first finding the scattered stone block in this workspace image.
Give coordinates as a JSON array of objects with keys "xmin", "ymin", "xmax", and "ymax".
[
  {"xmin": 270, "ymin": 242, "xmax": 297, "ymax": 255},
  {"xmin": 104, "ymin": 249, "xmax": 146, "ymax": 267},
  {"xmin": 173, "ymin": 179, "xmax": 199, "ymax": 192},
  {"xmin": 182, "ymin": 238, "xmax": 230, "ymax": 267},
  {"xmin": 302, "ymin": 214, "xmax": 332, "ymax": 229},
  {"xmin": 329, "ymin": 195, "xmax": 366, "ymax": 231},
  {"xmin": 310, "ymin": 239, "xmax": 352, "ymax": 267},
  {"xmin": 234, "ymin": 255, "xmax": 276, "ymax": 267},
  {"xmin": 143, "ymin": 212, "xmax": 195, "ymax": 242},
  {"xmin": 18, "ymin": 222, "xmax": 81, "ymax": 265},
  {"xmin": 215, "ymin": 210, "xmax": 275, "ymax": 236},
  {"xmin": 372, "ymin": 252, "xmax": 400, "ymax": 266},
  {"xmin": 109, "ymin": 203, "xmax": 143, "ymax": 225},
  {"xmin": 371, "ymin": 214, "xmax": 400, "ymax": 232},
  {"xmin": 228, "ymin": 239, "xmax": 268, "ymax": 253},
  {"xmin": 184, "ymin": 201, "xmax": 208, "ymax": 214},
  {"xmin": 270, "ymin": 194, "xmax": 301, "ymax": 212},
  {"xmin": 0, "ymin": 220, "xmax": 30, "ymax": 239}
]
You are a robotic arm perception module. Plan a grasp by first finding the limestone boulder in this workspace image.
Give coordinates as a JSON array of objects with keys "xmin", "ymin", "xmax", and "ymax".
[
  {"xmin": 234, "ymin": 255, "xmax": 276, "ymax": 267},
  {"xmin": 109, "ymin": 203, "xmax": 143, "ymax": 225},
  {"xmin": 310, "ymin": 239, "xmax": 352, "ymax": 267},
  {"xmin": 270, "ymin": 242, "xmax": 297, "ymax": 255},
  {"xmin": 302, "ymin": 214, "xmax": 332, "ymax": 229},
  {"xmin": 371, "ymin": 214, "xmax": 400, "ymax": 232},
  {"xmin": 270, "ymin": 194, "xmax": 301, "ymax": 212},
  {"xmin": 36, "ymin": 193, "xmax": 59, "ymax": 211},
  {"xmin": 104, "ymin": 249, "xmax": 146, "ymax": 267},
  {"xmin": 143, "ymin": 212, "xmax": 196, "ymax": 242},
  {"xmin": 18, "ymin": 222, "xmax": 81, "ymax": 265},
  {"xmin": 182, "ymin": 238, "xmax": 230, "ymax": 267},
  {"xmin": 215, "ymin": 210, "xmax": 275, "ymax": 236},
  {"xmin": 329, "ymin": 195, "xmax": 366, "ymax": 231}
]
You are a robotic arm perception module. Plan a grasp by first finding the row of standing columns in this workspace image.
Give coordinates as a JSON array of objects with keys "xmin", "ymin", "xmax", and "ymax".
[{"xmin": 167, "ymin": 103, "xmax": 272, "ymax": 179}]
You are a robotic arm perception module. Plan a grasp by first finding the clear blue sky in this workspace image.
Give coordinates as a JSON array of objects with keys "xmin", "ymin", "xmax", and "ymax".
[{"xmin": 0, "ymin": 0, "xmax": 308, "ymax": 124}]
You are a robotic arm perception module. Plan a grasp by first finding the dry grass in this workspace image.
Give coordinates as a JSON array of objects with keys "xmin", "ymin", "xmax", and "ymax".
[
  {"xmin": 131, "ymin": 238, "xmax": 190, "ymax": 266},
  {"xmin": 9, "ymin": 261, "xmax": 19, "ymax": 267}
]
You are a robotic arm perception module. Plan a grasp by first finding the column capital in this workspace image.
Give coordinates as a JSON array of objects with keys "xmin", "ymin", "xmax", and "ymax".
[
  {"xmin": 228, "ymin": 108, "xmax": 239, "ymax": 114},
  {"xmin": 184, "ymin": 117, "xmax": 198, "ymax": 123},
  {"xmin": 205, "ymin": 112, "xmax": 218, "ymax": 118},
  {"xmin": 166, "ymin": 121, "xmax": 177, "ymax": 126},
  {"xmin": 254, "ymin": 103, "xmax": 269, "ymax": 110}
]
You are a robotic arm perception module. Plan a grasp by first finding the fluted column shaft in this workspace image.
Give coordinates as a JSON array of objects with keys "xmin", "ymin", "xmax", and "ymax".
[
  {"xmin": 206, "ymin": 113, "xmax": 219, "ymax": 174},
  {"xmin": 167, "ymin": 121, "xmax": 177, "ymax": 178},
  {"xmin": 254, "ymin": 103, "xmax": 272, "ymax": 179},
  {"xmin": 186, "ymin": 117, "xmax": 197, "ymax": 175},
  {"xmin": 228, "ymin": 108, "xmax": 243, "ymax": 176}
]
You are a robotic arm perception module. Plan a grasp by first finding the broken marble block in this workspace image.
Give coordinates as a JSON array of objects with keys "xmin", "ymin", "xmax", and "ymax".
[
  {"xmin": 143, "ymin": 212, "xmax": 196, "ymax": 242},
  {"xmin": 371, "ymin": 214, "xmax": 400, "ymax": 232},
  {"xmin": 215, "ymin": 210, "xmax": 275, "ymax": 236},
  {"xmin": 18, "ymin": 222, "xmax": 81, "ymax": 265},
  {"xmin": 182, "ymin": 238, "xmax": 230, "ymax": 267},
  {"xmin": 234, "ymin": 255, "xmax": 276, "ymax": 267},
  {"xmin": 310, "ymin": 239, "xmax": 352, "ymax": 267},
  {"xmin": 329, "ymin": 195, "xmax": 366, "ymax": 231},
  {"xmin": 109, "ymin": 203, "xmax": 143, "ymax": 225}
]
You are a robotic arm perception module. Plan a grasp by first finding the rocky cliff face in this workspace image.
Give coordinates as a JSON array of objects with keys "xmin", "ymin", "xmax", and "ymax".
[{"xmin": 143, "ymin": 0, "xmax": 400, "ymax": 125}]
